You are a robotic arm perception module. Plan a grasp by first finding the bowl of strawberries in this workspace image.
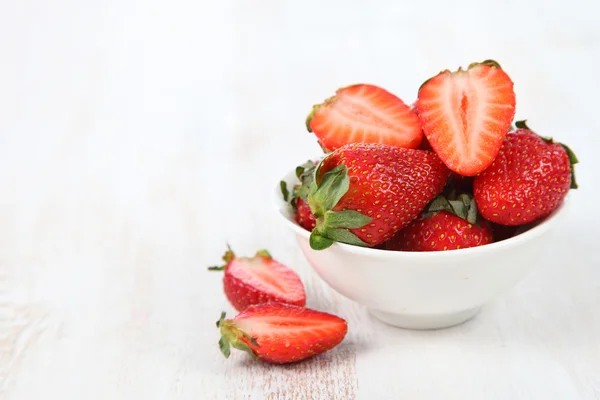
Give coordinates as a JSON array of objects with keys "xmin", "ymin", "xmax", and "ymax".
[{"xmin": 276, "ymin": 60, "xmax": 578, "ymax": 330}]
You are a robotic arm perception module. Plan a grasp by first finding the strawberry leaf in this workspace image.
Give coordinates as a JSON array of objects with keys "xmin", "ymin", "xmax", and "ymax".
[
  {"xmin": 255, "ymin": 249, "xmax": 271, "ymax": 259},
  {"xmin": 427, "ymin": 195, "xmax": 454, "ymax": 214},
  {"xmin": 230, "ymin": 340, "xmax": 258, "ymax": 359},
  {"xmin": 280, "ymin": 181, "xmax": 289, "ymax": 202},
  {"xmin": 217, "ymin": 313, "xmax": 259, "ymax": 360},
  {"xmin": 515, "ymin": 120, "xmax": 530, "ymax": 130},
  {"xmin": 219, "ymin": 336, "xmax": 231, "ymax": 358},
  {"xmin": 560, "ymin": 143, "xmax": 579, "ymax": 165},
  {"xmin": 209, "ymin": 245, "xmax": 235, "ymax": 270},
  {"xmin": 323, "ymin": 210, "xmax": 372, "ymax": 229},
  {"xmin": 309, "ymin": 232, "xmax": 334, "ymax": 250},
  {"xmin": 295, "ymin": 162, "xmax": 309, "ymax": 179},
  {"xmin": 216, "ymin": 311, "xmax": 226, "ymax": 328},
  {"xmin": 559, "ymin": 143, "xmax": 579, "ymax": 189},
  {"xmin": 308, "ymin": 165, "xmax": 349, "ymax": 216},
  {"xmin": 293, "ymin": 161, "xmax": 317, "ymax": 202},
  {"xmin": 322, "ymin": 228, "xmax": 369, "ymax": 247},
  {"xmin": 471, "ymin": 59, "xmax": 502, "ymax": 69}
]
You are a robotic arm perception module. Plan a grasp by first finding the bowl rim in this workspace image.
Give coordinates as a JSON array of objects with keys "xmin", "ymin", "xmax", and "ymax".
[{"xmin": 273, "ymin": 159, "xmax": 569, "ymax": 259}]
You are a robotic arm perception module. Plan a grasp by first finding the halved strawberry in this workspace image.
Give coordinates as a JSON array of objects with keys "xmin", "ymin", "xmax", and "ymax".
[
  {"xmin": 416, "ymin": 60, "xmax": 516, "ymax": 176},
  {"xmin": 209, "ymin": 247, "xmax": 306, "ymax": 311},
  {"xmin": 306, "ymin": 84, "xmax": 423, "ymax": 151},
  {"xmin": 216, "ymin": 303, "xmax": 348, "ymax": 364}
]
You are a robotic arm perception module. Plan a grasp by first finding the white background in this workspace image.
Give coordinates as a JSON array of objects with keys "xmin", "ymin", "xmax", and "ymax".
[{"xmin": 1, "ymin": 0, "xmax": 599, "ymax": 399}]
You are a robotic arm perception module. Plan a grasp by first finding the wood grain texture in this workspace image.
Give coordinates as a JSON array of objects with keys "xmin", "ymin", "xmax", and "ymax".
[{"xmin": 0, "ymin": 0, "xmax": 599, "ymax": 399}]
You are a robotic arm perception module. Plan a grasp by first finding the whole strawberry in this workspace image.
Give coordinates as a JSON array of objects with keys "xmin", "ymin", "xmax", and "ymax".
[
  {"xmin": 209, "ymin": 247, "xmax": 306, "ymax": 311},
  {"xmin": 295, "ymin": 198, "xmax": 317, "ymax": 231},
  {"xmin": 216, "ymin": 303, "xmax": 348, "ymax": 364},
  {"xmin": 382, "ymin": 194, "xmax": 493, "ymax": 251},
  {"xmin": 290, "ymin": 161, "xmax": 319, "ymax": 231},
  {"xmin": 473, "ymin": 121, "xmax": 578, "ymax": 226},
  {"xmin": 307, "ymin": 143, "xmax": 449, "ymax": 249}
]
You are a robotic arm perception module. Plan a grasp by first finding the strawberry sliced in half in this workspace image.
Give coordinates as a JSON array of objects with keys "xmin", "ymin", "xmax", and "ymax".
[
  {"xmin": 416, "ymin": 60, "xmax": 516, "ymax": 176},
  {"xmin": 216, "ymin": 303, "xmax": 348, "ymax": 364},
  {"xmin": 209, "ymin": 247, "xmax": 306, "ymax": 311},
  {"xmin": 307, "ymin": 84, "xmax": 423, "ymax": 151}
]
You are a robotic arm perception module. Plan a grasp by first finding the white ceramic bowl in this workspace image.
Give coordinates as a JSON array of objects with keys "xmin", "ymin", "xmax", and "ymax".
[{"xmin": 274, "ymin": 164, "xmax": 569, "ymax": 330}]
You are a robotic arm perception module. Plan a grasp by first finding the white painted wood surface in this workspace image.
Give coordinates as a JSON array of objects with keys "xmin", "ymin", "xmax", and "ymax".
[{"xmin": 1, "ymin": 1, "xmax": 599, "ymax": 399}]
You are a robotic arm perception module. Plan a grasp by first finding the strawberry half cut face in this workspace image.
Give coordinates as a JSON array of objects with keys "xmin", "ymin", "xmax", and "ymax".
[{"xmin": 417, "ymin": 60, "xmax": 516, "ymax": 176}]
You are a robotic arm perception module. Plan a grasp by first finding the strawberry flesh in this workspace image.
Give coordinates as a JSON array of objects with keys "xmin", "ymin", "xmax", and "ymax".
[
  {"xmin": 217, "ymin": 303, "xmax": 348, "ymax": 364},
  {"xmin": 307, "ymin": 84, "xmax": 423, "ymax": 151},
  {"xmin": 417, "ymin": 61, "xmax": 516, "ymax": 176},
  {"xmin": 210, "ymin": 248, "xmax": 306, "ymax": 311}
]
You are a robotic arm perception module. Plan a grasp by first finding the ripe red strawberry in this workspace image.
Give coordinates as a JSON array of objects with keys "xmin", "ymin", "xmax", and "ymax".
[
  {"xmin": 382, "ymin": 194, "xmax": 493, "ymax": 251},
  {"xmin": 216, "ymin": 303, "xmax": 348, "ymax": 364},
  {"xmin": 208, "ymin": 247, "xmax": 306, "ymax": 311},
  {"xmin": 307, "ymin": 143, "xmax": 449, "ymax": 250},
  {"xmin": 416, "ymin": 60, "xmax": 516, "ymax": 176},
  {"xmin": 280, "ymin": 161, "xmax": 319, "ymax": 231},
  {"xmin": 306, "ymin": 84, "xmax": 423, "ymax": 151},
  {"xmin": 295, "ymin": 198, "xmax": 317, "ymax": 231},
  {"xmin": 474, "ymin": 122, "xmax": 578, "ymax": 225}
]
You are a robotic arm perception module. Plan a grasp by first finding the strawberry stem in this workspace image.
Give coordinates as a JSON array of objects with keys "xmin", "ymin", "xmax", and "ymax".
[{"xmin": 208, "ymin": 245, "xmax": 235, "ymax": 271}]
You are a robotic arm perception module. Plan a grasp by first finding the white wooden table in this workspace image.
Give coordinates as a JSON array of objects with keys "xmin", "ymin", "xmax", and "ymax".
[{"xmin": 1, "ymin": 1, "xmax": 599, "ymax": 399}]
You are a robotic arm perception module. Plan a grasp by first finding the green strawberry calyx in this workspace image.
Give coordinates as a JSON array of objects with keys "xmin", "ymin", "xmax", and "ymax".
[
  {"xmin": 468, "ymin": 59, "xmax": 503, "ymax": 70},
  {"xmin": 216, "ymin": 312, "xmax": 259, "ymax": 359},
  {"xmin": 207, "ymin": 246, "xmax": 271, "ymax": 271},
  {"xmin": 281, "ymin": 160, "xmax": 319, "ymax": 210},
  {"xmin": 423, "ymin": 193, "xmax": 481, "ymax": 226},
  {"xmin": 515, "ymin": 120, "xmax": 579, "ymax": 189},
  {"xmin": 293, "ymin": 160, "xmax": 318, "ymax": 205},
  {"xmin": 306, "ymin": 162, "xmax": 372, "ymax": 251},
  {"xmin": 420, "ymin": 59, "xmax": 503, "ymax": 92},
  {"xmin": 305, "ymin": 104, "xmax": 320, "ymax": 132}
]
